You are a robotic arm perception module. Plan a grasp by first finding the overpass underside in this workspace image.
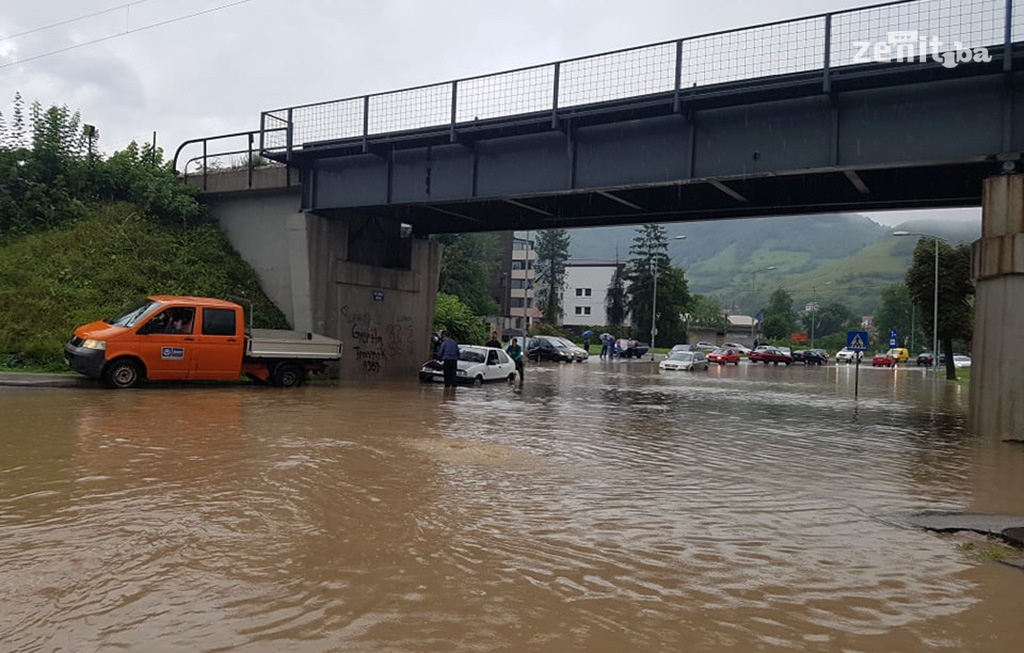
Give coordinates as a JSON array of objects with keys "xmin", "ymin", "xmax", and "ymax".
[{"xmin": 272, "ymin": 58, "xmax": 1024, "ymax": 235}]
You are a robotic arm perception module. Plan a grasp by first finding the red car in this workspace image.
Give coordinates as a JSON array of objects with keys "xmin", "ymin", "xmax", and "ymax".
[
  {"xmin": 707, "ymin": 347, "xmax": 741, "ymax": 365},
  {"xmin": 748, "ymin": 346, "xmax": 793, "ymax": 365},
  {"xmin": 872, "ymin": 352, "xmax": 897, "ymax": 367}
]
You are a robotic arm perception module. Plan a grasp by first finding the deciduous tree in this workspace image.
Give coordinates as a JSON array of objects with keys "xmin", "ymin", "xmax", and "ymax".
[
  {"xmin": 760, "ymin": 288, "xmax": 797, "ymax": 341},
  {"xmin": 905, "ymin": 238, "xmax": 973, "ymax": 379}
]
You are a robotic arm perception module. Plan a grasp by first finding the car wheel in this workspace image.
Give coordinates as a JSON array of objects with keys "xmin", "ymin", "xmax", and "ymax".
[
  {"xmin": 507, "ymin": 373, "xmax": 516, "ymax": 384},
  {"xmin": 473, "ymin": 375, "xmax": 483, "ymax": 387},
  {"xmin": 104, "ymin": 358, "xmax": 143, "ymax": 389},
  {"xmin": 272, "ymin": 362, "xmax": 306, "ymax": 387}
]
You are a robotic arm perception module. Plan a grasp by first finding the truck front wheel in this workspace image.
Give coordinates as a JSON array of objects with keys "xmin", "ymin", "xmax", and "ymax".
[
  {"xmin": 272, "ymin": 362, "xmax": 306, "ymax": 388},
  {"xmin": 104, "ymin": 358, "xmax": 143, "ymax": 389}
]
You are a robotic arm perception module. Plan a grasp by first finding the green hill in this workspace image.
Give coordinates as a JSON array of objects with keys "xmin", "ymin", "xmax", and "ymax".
[
  {"xmin": 568, "ymin": 213, "xmax": 980, "ymax": 316},
  {"xmin": 0, "ymin": 206, "xmax": 288, "ymax": 369}
]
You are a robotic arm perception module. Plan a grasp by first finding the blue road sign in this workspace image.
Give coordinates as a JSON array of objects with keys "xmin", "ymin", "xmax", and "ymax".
[
  {"xmin": 847, "ymin": 331, "xmax": 869, "ymax": 351},
  {"xmin": 888, "ymin": 329, "xmax": 898, "ymax": 347}
]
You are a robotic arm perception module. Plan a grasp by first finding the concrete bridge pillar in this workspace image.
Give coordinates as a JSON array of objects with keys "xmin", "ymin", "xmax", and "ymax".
[{"xmin": 970, "ymin": 174, "xmax": 1024, "ymax": 439}]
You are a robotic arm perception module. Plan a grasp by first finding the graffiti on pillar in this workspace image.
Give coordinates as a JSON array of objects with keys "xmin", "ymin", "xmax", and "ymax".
[
  {"xmin": 385, "ymin": 319, "xmax": 415, "ymax": 358},
  {"xmin": 350, "ymin": 322, "xmax": 387, "ymax": 375},
  {"xmin": 341, "ymin": 305, "xmax": 417, "ymax": 375}
]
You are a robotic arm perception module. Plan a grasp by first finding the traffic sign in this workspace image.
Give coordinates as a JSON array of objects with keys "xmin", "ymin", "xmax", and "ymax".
[
  {"xmin": 847, "ymin": 331, "xmax": 869, "ymax": 351},
  {"xmin": 888, "ymin": 329, "xmax": 898, "ymax": 347}
]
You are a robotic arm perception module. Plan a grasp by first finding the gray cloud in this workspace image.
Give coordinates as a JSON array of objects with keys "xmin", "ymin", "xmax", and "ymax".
[{"xmin": 0, "ymin": 0, "xmax": 900, "ymax": 159}]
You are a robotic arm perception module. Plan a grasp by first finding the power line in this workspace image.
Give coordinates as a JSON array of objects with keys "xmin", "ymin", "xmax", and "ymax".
[
  {"xmin": 0, "ymin": 0, "xmax": 256, "ymax": 70},
  {"xmin": 0, "ymin": 1, "xmax": 157, "ymax": 43}
]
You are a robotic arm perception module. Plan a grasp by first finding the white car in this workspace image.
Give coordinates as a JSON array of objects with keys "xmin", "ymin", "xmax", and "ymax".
[
  {"xmin": 835, "ymin": 347, "xmax": 863, "ymax": 363},
  {"xmin": 953, "ymin": 355, "xmax": 972, "ymax": 368},
  {"xmin": 722, "ymin": 342, "xmax": 752, "ymax": 355},
  {"xmin": 659, "ymin": 351, "xmax": 709, "ymax": 371},
  {"xmin": 419, "ymin": 346, "xmax": 517, "ymax": 385}
]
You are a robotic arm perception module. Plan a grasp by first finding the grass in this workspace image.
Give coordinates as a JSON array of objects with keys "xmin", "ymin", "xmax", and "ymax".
[{"xmin": 0, "ymin": 204, "xmax": 288, "ymax": 369}]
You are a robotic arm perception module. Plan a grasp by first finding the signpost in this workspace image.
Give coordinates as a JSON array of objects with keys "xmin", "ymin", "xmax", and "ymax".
[
  {"xmin": 888, "ymin": 329, "xmax": 898, "ymax": 348},
  {"xmin": 847, "ymin": 330, "xmax": 869, "ymax": 399}
]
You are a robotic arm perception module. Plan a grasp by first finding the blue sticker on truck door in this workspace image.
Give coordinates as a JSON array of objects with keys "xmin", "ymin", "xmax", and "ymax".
[{"xmin": 161, "ymin": 347, "xmax": 185, "ymax": 360}]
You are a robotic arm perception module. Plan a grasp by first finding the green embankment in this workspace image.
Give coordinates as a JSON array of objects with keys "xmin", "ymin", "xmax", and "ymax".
[{"xmin": 0, "ymin": 204, "xmax": 288, "ymax": 371}]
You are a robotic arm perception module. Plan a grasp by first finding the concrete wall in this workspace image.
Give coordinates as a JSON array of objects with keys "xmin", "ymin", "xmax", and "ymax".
[
  {"xmin": 204, "ymin": 174, "xmax": 442, "ymax": 381},
  {"xmin": 305, "ymin": 212, "xmax": 443, "ymax": 379},
  {"xmin": 211, "ymin": 189, "xmax": 302, "ymax": 327},
  {"xmin": 970, "ymin": 175, "xmax": 1024, "ymax": 440}
]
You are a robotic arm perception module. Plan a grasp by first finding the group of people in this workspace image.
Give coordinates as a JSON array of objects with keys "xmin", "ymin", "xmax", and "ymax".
[
  {"xmin": 434, "ymin": 329, "xmax": 524, "ymax": 388},
  {"xmin": 598, "ymin": 334, "xmax": 637, "ymax": 359}
]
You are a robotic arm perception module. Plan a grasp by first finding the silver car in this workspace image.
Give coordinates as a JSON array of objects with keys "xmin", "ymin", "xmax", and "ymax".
[{"xmin": 659, "ymin": 351, "xmax": 709, "ymax": 371}]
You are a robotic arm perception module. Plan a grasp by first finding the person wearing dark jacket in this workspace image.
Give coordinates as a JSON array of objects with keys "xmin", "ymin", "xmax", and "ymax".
[
  {"xmin": 436, "ymin": 330, "xmax": 461, "ymax": 388},
  {"xmin": 485, "ymin": 331, "xmax": 502, "ymax": 349}
]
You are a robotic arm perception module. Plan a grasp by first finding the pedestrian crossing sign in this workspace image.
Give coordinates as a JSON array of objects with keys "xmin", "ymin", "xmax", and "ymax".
[{"xmin": 847, "ymin": 331, "xmax": 869, "ymax": 351}]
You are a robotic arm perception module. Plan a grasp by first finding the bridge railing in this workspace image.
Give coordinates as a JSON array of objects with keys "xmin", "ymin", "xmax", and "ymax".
[{"xmin": 260, "ymin": 0, "xmax": 1014, "ymax": 160}]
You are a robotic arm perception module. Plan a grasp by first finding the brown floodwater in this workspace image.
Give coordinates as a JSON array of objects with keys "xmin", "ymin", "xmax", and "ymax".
[{"xmin": 2, "ymin": 361, "xmax": 1023, "ymax": 652}]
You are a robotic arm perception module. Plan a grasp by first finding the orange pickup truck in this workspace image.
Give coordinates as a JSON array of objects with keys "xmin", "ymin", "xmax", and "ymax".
[{"xmin": 64, "ymin": 295, "xmax": 343, "ymax": 388}]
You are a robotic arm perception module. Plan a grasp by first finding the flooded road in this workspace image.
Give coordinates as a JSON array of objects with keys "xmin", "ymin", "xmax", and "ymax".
[{"xmin": 2, "ymin": 361, "xmax": 1023, "ymax": 651}]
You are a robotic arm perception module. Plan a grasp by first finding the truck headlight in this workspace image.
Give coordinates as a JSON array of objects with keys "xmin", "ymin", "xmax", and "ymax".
[
  {"xmin": 81, "ymin": 339, "xmax": 106, "ymax": 350},
  {"xmin": 457, "ymin": 369, "xmax": 467, "ymax": 376}
]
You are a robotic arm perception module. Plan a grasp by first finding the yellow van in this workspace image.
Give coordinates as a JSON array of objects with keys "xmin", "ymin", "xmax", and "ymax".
[{"xmin": 887, "ymin": 347, "xmax": 910, "ymax": 362}]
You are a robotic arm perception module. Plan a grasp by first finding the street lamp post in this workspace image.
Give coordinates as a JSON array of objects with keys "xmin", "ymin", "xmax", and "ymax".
[
  {"xmin": 810, "ymin": 281, "xmax": 831, "ymax": 349},
  {"xmin": 893, "ymin": 231, "xmax": 944, "ymax": 371},
  {"xmin": 650, "ymin": 235, "xmax": 686, "ymax": 361},
  {"xmin": 749, "ymin": 265, "xmax": 777, "ymax": 342}
]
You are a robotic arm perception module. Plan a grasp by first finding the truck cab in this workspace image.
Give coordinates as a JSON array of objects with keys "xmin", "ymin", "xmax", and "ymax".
[{"xmin": 65, "ymin": 296, "xmax": 247, "ymax": 387}]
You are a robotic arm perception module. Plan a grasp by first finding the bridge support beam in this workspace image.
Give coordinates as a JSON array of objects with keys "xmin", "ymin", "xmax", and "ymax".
[
  {"xmin": 971, "ymin": 174, "xmax": 1024, "ymax": 439},
  {"xmin": 205, "ymin": 171, "xmax": 442, "ymax": 381}
]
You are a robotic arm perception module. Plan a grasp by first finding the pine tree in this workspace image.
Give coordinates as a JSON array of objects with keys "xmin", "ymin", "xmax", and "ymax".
[{"xmin": 534, "ymin": 228, "xmax": 570, "ymax": 324}]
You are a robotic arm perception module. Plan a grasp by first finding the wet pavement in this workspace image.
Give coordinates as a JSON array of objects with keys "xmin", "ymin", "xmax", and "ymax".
[{"xmin": 2, "ymin": 359, "xmax": 1023, "ymax": 652}]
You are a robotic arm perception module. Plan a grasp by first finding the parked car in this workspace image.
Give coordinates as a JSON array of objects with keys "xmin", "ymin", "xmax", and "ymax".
[
  {"xmin": 419, "ymin": 346, "xmax": 517, "ymax": 385},
  {"xmin": 792, "ymin": 349, "xmax": 827, "ymax": 365},
  {"xmin": 748, "ymin": 346, "xmax": 793, "ymax": 365},
  {"xmin": 953, "ymin": 354, "xmax": 972, "ymax": 368},
  {"xmin": 916, "ymin": 352, "xmax": 936, "ymax": 366},
  {"xmin": 552, "ymin": 336, "xmax": 589, "ymax": 362},
  {"xmin": 692, "ymin": 341, "xmax": 717, "ymax": 352},
  {"xmin": 707, "ymin": 347, "xmax": 741, "ymax": 365},
  {"xmin": 619, "ymin": 341, "xmax": 650, "ymax": 359},
  {"xmin": 872, "ymin": 352, "xmax": 897, "ymax": 367},
  {"xmin": 659, "ymin": 351, "xmax": 709, "ymax": 371},
  {"xmin": 835, "ymin": 347, "xmax": 863, "ymax": 363},
  {"xmin": 526, "ymin": 336, "xmax": 576, "ymax": 362},
  {"xmin": 670, "ymin": 344, "xmax": 691, "ymax": 353},
  {"xmin": 722, "ymin": 342, "xmax": 752, "ymax": 355}
]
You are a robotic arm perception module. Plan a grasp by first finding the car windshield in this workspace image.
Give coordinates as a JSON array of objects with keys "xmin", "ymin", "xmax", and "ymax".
[
  {"xmin": 459, "ymin": 348, "xmax": 486, "ymax": 363},
  {"xmin": 710, "ymin": 348, "xmax": 730, "ymax": 355},
  {"xmin": 554, "ymin": 338, "xmax": 577, "ymax": 349},
  {"xmin": 107, "ymin": 300, "xmax": 161, "ymax": 327},
  {"xmin": 668, "ymin": 352, "xmax": 693, "ymax": 361}
]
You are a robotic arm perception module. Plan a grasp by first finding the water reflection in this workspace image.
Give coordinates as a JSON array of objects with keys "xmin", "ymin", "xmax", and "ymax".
[{"xmin": 1, "ymin": 363, "xmax": 1022, "ymax": 651}]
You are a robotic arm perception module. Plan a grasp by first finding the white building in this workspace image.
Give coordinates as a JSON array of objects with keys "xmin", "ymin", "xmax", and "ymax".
[{"xmin": 561, "ymin": 260, "xmax": 629, "ymax": 327}]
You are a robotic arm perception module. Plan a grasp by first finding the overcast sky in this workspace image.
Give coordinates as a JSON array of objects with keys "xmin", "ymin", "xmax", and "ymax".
[{"xmin": 0, "ymin": 0, "xmax": 982, "ymax": 228}]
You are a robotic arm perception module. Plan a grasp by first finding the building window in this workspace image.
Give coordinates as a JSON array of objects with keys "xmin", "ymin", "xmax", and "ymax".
[
  {"xmin": 584, "ymin": 306, "xmax": 591, "ymax": 315},
  {"xmin": 511, "ymin": 279, "xmax": 526, "ymax": 289},
  {"xmin": 573, "ymin": 306, "xmax": 593, "ymax": 316},
  {"xmin": 585, "ymin": 288, "xmax": 592, "ymax": 297},
  {"xmin": 575, "ymin": 288, "xmax": 583, "ymax": 297},
  {"xmin": 575, "ymin": 307, "xmax": 583, "ymax": 315},
  {"xmin": 511, "ymin": 260, "xmax": 524, "ymax": 270}
]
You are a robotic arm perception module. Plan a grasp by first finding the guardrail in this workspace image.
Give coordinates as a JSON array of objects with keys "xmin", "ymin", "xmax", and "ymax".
[
  {"xmin": 259, "ymin": 0, "xmax": 1015, "ymax": 160},
  {"xmin": 172, "ymin": 129, "xmax": 289, "ymax": 191}
]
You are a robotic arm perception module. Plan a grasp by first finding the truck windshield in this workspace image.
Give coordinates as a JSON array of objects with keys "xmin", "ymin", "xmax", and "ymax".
[{"xmin": 106, "ymin": 300, "xmax": 161, "ymax": 328}]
